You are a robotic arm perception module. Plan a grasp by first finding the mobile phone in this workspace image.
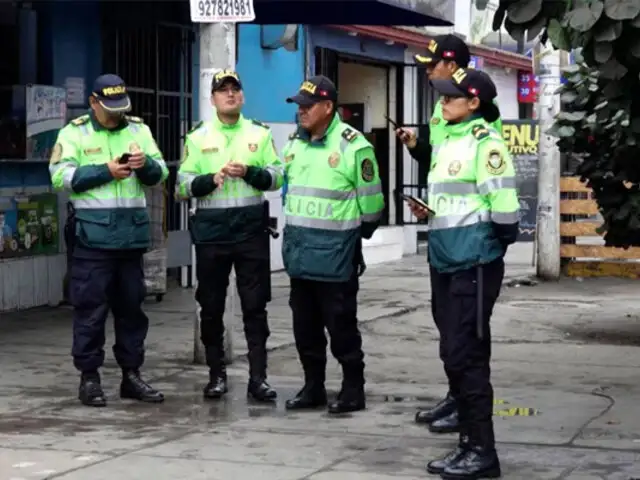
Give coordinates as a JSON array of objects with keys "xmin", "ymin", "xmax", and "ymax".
[
  {"xmin": 384, "ymin": 115, "xmax": 400, "ymax": 129},
  {"xmin": 400, "ymin": 193, "xmax": 436, "ymax": 215},
  {"xmin": 118, "ymin": 153, "xmax": 132, "ymax": 165}
]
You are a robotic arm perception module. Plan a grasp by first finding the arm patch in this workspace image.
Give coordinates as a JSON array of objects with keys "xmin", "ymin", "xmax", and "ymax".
[
  {"xmin": 472, "ymin": 125, "xmax": 490, "ymax": 140},
  {"xmin": 71, "ymin": 115, "xmax": 89, "ymax": 126},
  {"xmin": 341, "ymin": 128, "xmax": 358, "ymax": 143},
  {"xmin": 126, "ymin": 115, "xmax": 144, "ymax": 123},
  {"xmin": 251, "ymin": 119, "xmax": 270, "ymax": 129}
]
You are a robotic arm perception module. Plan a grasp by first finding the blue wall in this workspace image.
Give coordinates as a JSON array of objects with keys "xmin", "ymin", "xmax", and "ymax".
[
  {"xmin": 1, "ymin": 2, "xmax": 102, "ymax": 189},
  {"xmin": 236, "ymin": 25, "xmax": 305, "ymax": 123}
]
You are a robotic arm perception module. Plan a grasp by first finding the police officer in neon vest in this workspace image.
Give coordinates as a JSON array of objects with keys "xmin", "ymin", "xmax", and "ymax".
[
  {"xmin": 397, "ymin": 34, "xmax": 503, "ymax": 433},
  {"xmin": 410, "ymin": 69, "xmax": 519, "ymax": 479},
  {"xmin": 282, "ymin": 76, "xmax": 385, "ymax": 414},
  {"xmin": 177, "ymin": 70, "xmax": 283, "ymax": 402},
  {"xmin": 49, "ymin": 74, "xmax": 169, "ymax": 407}
]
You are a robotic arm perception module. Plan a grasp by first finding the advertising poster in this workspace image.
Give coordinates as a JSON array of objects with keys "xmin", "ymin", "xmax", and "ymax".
[
  {"xmin": 25, "ymin": 85, "xmax": 67, "ymax": 161},
  {"xmin": 0, "ymin": 193, "xmax": 59, "ymax": 259},
  {"xmin": 502, "ymin": 120, "xmax": 539, "ymax": 242}
]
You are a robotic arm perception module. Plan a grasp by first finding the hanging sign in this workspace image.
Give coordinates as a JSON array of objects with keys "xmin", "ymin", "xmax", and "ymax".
[{"xmin": 189, "ymin": 0, "xmax": 256, "ymax": 23}]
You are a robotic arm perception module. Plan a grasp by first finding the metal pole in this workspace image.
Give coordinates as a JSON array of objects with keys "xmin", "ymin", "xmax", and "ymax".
[
  {"xmin": 193, "ymin": 22, "xmax": 236, "ymax": 365},
  {"xmin": 535, "ymin": 41, "xmax": 561, "ymax": 280}
]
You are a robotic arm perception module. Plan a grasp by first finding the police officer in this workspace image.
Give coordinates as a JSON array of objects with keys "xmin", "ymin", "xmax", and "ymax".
[
  {"xmin": 282, "ymin": 76, "xmax": 385, "ymax": 415},
  {"xmin": 410, "ymin": 69, "xmax": 519, "ymax": 479},
  {"xmin": 177, "ymin": 70, "xmax": 283, "ymax": 402},
  {"xmin": 397, "ymin": 34, "xmax": 503, "ymax": 433},
  {"xmin": 49, "ymin": 74, "xmax": 169, "ymax": 407}
]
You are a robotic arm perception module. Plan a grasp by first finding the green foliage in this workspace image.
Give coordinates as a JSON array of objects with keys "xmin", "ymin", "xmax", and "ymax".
[{"xmin": 476, "ymin": 0, "xmax": 640, "ymax": 247}]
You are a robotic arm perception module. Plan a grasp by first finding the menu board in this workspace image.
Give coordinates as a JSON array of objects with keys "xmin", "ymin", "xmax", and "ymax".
[
  {"xmin": 502, "ymin": 120, "xmax": 539, "ymax": 242},
  {"xmin": 0, "ymin": 193, "xmax": 60, "ymax": 258}
]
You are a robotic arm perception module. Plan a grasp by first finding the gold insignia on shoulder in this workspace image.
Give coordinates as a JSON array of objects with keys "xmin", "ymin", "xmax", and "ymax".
[
  {"xmin": 50, "ymin": 143, "xmax": 63, "ymax": 164},
  {"xmin": 328, "ymin": 152, "xmax": 340, "ymax": 168},
  {"xmin": 251, "ymin": 119, "xmax": 269, "ymax": 129},
  {"xmin": 431, "ymin": 117, "xmax": 440, "ymax": 126},
  {"xmin": 285, "ymin": 154, "xmax": 294, "ymax": 163},
  {"xmin": 288, "ymin": 131, "xmax": 297, "ymax": 140},
  {"xmin": 71, "ymin": 115, "xmax": 89, "ymax": 126},
  {"xmin": 472, "ymin": 125, "xmax": 490, "ymax": 140},
  {"xmin": 189, "ymin": 121, "xmax": 203, "ymax": 134},
  {"xmin": 126, "ymin": 115, "xmax": 143, "ymax": 123},
  {"xmin": 448, "ymin": 160, "xmax": 462, "ymax": 176},
  {"xmin": 361, "ymin": 158, "xmax": 375, "ymax": 182},
  {"xmin": 486, "ymin": 149, "xmax": 506, "ymax": 175},
  {"xmin": 342, "ymin": 128, "xmax": 358, "ymax": 143}
]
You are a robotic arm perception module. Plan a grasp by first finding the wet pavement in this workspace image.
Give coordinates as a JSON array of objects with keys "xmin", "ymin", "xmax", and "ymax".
[{"xmin": 1, "ymin": 255, "xmax": 640, "ymax": 479}]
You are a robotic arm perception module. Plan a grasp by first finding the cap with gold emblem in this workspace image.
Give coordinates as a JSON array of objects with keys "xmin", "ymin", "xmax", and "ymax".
[
  {"xmin": 414, "ymin": 34, "xmax": 470, "ymax": 68},
  {"xmin": 92, "ymin": 74, "xmax": 131, "ymax": 112},
  {"xmin": 211, "ymin": 70, "xmax": 242, "ymax": 92}
]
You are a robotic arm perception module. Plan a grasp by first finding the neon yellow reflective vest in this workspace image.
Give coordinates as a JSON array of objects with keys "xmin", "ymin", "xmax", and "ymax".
[
  {"xmin": 49, "ymin": 113, "xmax": 168, "ymax": 250},
  {"xmin": 427, "ymin": 117, "xmax": 519, "ymax": 273},
  {"xmin": 282, "ymin": 114, "xmax": 385, "ymax": 282},
  {"xmin": 177, "ymin": 115, "xmax": 284, "ymax": 244}
]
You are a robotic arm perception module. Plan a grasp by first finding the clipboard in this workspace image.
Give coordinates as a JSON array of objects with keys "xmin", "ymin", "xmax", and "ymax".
[{"xmin": 399, "ymin": 193, "xmax": 436, "ymax": 215}]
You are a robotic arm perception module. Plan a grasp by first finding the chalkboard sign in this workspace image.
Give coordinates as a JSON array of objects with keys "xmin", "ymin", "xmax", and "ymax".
[{"xmin": 502, "ymin": 120, "xmax": 539, "ymax": 242}]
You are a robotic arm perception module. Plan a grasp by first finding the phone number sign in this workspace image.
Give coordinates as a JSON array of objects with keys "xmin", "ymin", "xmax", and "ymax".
[{"xmin": 190, "ymin": 0, "xmax": 255, "ymax": 22}]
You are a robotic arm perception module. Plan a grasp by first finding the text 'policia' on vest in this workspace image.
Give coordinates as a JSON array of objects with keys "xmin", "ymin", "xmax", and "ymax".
[{"xmin": 176, "ymin": 114, "xmax": 284, "ymax": 244}]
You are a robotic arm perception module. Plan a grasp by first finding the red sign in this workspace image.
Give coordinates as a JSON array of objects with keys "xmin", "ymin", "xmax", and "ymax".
[{"xmin": 518, "ymin": 71, "xmax": 538, "ymax": 103}]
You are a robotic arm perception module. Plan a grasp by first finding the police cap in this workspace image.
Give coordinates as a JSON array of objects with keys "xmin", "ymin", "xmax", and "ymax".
[
  {"xmin": 430, "ymin": 68, "xmax": 500, "ymax": 123},
  {"xmin": 92, "ymin": 74, "xmax": 131, "ymax": 112},
  {"xmin": 211, "ymin": 70, "xmax": 242, "ymax": 92},
  {"xmin": 286, "ymin": 75, "xmax": 338, "ymax": 107},
  {"xmin": 414, "ymin": 34, "xmax": 470, "ymax": 68}
]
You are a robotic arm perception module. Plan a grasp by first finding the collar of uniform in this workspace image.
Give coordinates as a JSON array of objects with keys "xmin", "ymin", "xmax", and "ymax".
[
  {"xmin": 296, "ymin": 113, "xmax": 341, "ymax": 145},
  {"xmin": 89, "ymin": 110, "xmax": 128, "ymax": 132},
  {"xmin": 213, "ymin": 113, "xmax": 244, "ymax": 131},
  {"xmin": 445, "ymin": 115, "xmax": 485, "ymax": 137}
]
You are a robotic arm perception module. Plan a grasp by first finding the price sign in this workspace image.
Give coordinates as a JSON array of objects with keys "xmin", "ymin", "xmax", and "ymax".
[{"xmin": 189, "ymin": 0, "xmax": 256, "ymax": 23}]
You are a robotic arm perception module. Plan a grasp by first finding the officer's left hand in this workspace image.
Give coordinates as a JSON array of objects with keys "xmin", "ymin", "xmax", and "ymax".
[
  {"xmin": 127, "ymin": 151, "xmax": 146, "ymax": 170},
  {"xmin": 224, "ymin": 162, "xmax": 247, "ymax": 178}
]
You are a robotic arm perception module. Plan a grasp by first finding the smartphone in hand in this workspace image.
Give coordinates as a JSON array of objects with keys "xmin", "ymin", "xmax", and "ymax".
[
  {"xmin": 400, "ymin": 193, "xmax": 436, "ymax": 215},
  {"xmin": 118, "ymin": 153, "xmax": 132, "ymax": 165}
]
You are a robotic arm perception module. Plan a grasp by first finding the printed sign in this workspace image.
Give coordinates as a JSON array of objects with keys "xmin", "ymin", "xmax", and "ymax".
[
  {"xmin": 502, "ymin": 120, "xmax": 539, "ymax": 242},
  {"xmin": 0, "ymin": 193, "xmax": 60, "ymax": 258},
  {"xmin": 189, "ymin": 0, "xmax": 255, "ymax": 22},
  {"xmin": 26, "ymin": 85, "xmax": 67, "ymax": 161},
  {"xmin": 517, "ymin": 71, "xmax": 539, "ymax": 104}
]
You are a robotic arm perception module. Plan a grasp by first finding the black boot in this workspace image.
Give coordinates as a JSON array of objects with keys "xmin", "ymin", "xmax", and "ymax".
[
  {"xmin": 426, "ymin": 434, "xmax": 469, "ymax": 474},
  {"xmin": 415, "ymin": 392, "xmax": 457, "ymax": 424},
  {"xmin": 430, "ymin": 410, "xmax": 460, "ymax": 434},
  {"xmin": 120, "ymin": 370, "xmax": 165, "ymax": 403},
  {"xmin": 247, "ymin": 346, "xmax": 277, "ymax": 402},
  {"xmin": 78, "ymin": 372, "xmax": 107, "ymax": 407},
  {"xmin": 440, "ymin": 446, "xmax": 501, "ymax": 479},
  {"xmin": 285, "ymin": 379, "xmax": 327, "ymax": 410},
  {"xmin": 204, "ymin": 346, "xmax": 228, "ymax": 399},
  {"xmin": 328, "ymin": 367, "xmax": 366, "ymax": 414}
]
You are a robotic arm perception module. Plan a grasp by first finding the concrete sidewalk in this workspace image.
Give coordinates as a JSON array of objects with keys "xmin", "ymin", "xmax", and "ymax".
[{"xmin": 2, "ymin": 255, "xmax": 640, "ymax": 479}]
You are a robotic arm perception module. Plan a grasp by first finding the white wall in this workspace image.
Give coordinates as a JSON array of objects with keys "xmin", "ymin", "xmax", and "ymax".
[
  {"xmin": 337, "ymin": 61, "xmax": 388, "ymax": 131},
  {"xmin": 485, "ymin": 65, "xmax": 519, "ymax": 121}
]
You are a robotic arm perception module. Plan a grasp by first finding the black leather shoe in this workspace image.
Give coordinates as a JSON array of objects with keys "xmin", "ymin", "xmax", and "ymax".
[
  {"xmin": 440, "ymin": 446, "xmax": 501, "ymax": 479},
  {"xmin": 120, "ymin": 370, "xmax": 165, "ymax": 403},
  {"xmin": 327, "ymin": 388, "xmax": 365, "ymax": 414},
  {"xmin": 79, "ymin": 374, "xmax": 107, "ymax": 407},
  {"xmin": 426, "ymin": 441, "xmax": 469, "ymax": 474},
  {"xmin": 415, "ymin": 394, "xmax": 457, "ymax": 424},
  {"xmin": 285, "ymin": 385, "xmax": 327, "ymax": 410},
  {"xmin": 429, "ymin": 410, "xmax": 460, "ymax": 434},
  {"xmin": 203, "ymin": 372, "xmax": 228, "ymax": 399},
  {"xmin": 247, "ymin": 379, "xmax": 277, "ymax": 402}
]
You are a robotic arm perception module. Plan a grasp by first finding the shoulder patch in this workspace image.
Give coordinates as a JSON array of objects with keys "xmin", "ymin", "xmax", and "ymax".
[
  {"xmin": 125, "ymin": 115, "xmax": 143, "ymax": 123},
  {"xmin": 341, "ymin": 128, "xmax": 359, "ymax": 143},
  {"xmin": 288, "ymin": 131, "xmax": 298, "ymax": 141},
  {"xmin": 485, "ymin": 149, "xmax": 507, "ymax": 176},
  {"xmin": 472, "ymin": 125, "xmax": 490, "ymax": 141},
  {"xmin": 71, "ymin": 115, "xmax": 89, "ymax": 126},
  {"xmin": 251, "ymin": 119, "xmax": 270, "ymax": 129}
]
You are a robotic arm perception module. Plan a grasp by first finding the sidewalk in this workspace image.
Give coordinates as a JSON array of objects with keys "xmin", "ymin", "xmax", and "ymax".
[{"xmin": 2, "ymin": 255, "xmax": 640, "ymax": 479}]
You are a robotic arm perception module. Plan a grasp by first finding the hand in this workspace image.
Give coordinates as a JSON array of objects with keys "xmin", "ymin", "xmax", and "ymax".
[
  {"xmin": 213, "ymin": 171, "xmax": 225, "ymax": 187},
  {"xmin": 408, "ymin": 200, "xmax": 430, "ymax": 220},
  {"xmin": 108, "ymin": 159, "xmax": 131, "ymax": 180},
  {"xmin": 396, "ymin": 128, "xmax": 417, "ymax": 149},
  {"xmin": 223, "ymin": 161, "xmax": 248, "ymax": 178},
  {"xmin": 127, "ymin": 151, "xmax": 146, "ymax": 169}
]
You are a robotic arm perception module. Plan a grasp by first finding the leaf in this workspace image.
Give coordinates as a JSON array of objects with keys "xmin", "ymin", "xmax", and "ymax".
[
  {"xmin": 475, "ymin": 0, "xmax": 490, "ymax": 11},
  {"xmin": 546, "ymin": 18, "xmax": 571, "ymax": 50},
  {"xmin": 562, "ymin": 64, "xmax": 581, "ymax": 74},
  {"xmin": 558, "ymin": 126, "xmax": 577, "ymax": 137},
  {"xmin": 633, "ymin": 13, "xmax": 640, "ymax": 27},
  {"xmin": 526, "ymin": 15, "xmax": 547, "ymax": 41},
  {"xmin": 599, "ymin": 58, "xmax": 628, "ymax": 79},
  {"xmin": 593, "ymin": 41, "xmax": 613, "ymax": 63},
  {"xmin": 603, "ymin": 0, "xmax": 640, "ymax": 21},
  {"xmin": 504, "ymin": 18, "xmax": 526, "ymax": 42},
  {"xmin": 594, "ymin": 20, "xmax": 623, "ymax": 41},
  {"xmin": 561, "ymin": 91, "xmax": 579, "ymax": 103},
  {"xmin": 568, "ymin": 2, "xmax": 604, "ymax": 32},
  {"xmin": 492, "ymin": 5, "xmax": 507, "ymax": 32},
  {"xmin": 506, "ymin": 0, "xmax": 543, "ymax": 24}
]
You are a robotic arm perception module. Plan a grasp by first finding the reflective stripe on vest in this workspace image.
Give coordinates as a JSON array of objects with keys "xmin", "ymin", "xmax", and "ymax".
[
  {"xmin": 285, "ymin": 185, "xmax": 361, "ymax": 231},
  {"xmin": 196, "ymin": 178, "xmax": 264, "ymax": 210}
]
